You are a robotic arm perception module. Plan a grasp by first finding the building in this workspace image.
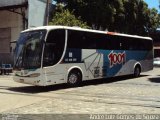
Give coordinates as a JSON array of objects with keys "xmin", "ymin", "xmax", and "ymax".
[
  {"xmin": 0, "ymin": 0, "xmax": 51, "ymax": 65},
  {"xmin": 150, "ymin": 30, "xmax": 160, "ymax": 58}
]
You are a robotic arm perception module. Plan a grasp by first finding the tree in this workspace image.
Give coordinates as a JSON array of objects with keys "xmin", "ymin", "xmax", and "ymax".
[
  {"xmin": 146, "ymin": 8, "xmax": 160, "ymax": 32},
  {"xmin": 52, "ymin": 0, "xmax": 160, "ymax": 36},
  {"xmin": 64, "ymin": 0, "xmax": 116, "ymax": 30},
  {"xmin": 49, "ymin": 8, "xmax": 90, "ymax": 28}
]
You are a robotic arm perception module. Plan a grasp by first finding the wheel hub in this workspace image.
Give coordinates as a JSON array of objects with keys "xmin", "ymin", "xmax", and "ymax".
[{"xmin": 69, "ymin": 74, "xmax": 78, "ymax": 84}]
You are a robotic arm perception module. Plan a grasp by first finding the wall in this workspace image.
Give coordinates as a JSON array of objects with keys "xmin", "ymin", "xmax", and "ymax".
[
  {"xmin": 28, "ymin": 0, "xmax": 47, "ymax": 28},
  {"xmin": 0, "ymin": 0, "xmax": 27, "ymax": 7},
  {"xmin": 0, "ymin": 9, "xmax": 23, "ymax": 64}
]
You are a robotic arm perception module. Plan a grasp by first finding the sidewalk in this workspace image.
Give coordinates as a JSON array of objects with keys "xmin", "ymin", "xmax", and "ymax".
[{"xmin": 0, "ymin": 74, "xmax": 13, "ymax": 79}]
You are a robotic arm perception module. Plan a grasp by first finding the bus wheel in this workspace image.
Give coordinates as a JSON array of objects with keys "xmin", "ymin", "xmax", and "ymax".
[
  {"xmin": 67, "ymin": 70, "xmax": 82, "ymax": 86},
  {"xmin": 133, "ymin": 66, "xmax": 141, "ymax": 77}
]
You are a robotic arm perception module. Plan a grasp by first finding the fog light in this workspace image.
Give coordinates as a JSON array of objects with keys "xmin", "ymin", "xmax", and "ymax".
[{"xmin": 29, "ymin": 73, "xmax": 40, "ymax": 77}]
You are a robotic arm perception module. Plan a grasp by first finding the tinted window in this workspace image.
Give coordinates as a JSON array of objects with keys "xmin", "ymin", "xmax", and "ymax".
[
  {"xmin": 67, "ymin": 30, "xmax": 121, "ymax": 50},
  {"xmin": 43, "ymin": 29, "xmax": 65, "ymax": 67},
  {"xmin": 67, "ymin": 30, "xmax": 152, "ymax": 50}
]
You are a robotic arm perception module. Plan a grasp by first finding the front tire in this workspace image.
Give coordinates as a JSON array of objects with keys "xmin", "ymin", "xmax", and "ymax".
[
  {"xmin": 133, "ymin": 66, "xmax": 141, "ymax": 77},
  {"xmin": 67, "ymin": 70, "xmax": 82, "ymax": 86}
]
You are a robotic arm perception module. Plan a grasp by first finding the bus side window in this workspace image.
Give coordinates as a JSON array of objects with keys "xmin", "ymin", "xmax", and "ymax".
[{"xmin": 43, "ymin": 29, "xmax": 65, "ymax": 67}]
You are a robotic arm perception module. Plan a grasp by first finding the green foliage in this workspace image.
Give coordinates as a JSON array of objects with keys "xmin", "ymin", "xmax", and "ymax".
[
  {"xmin": 52, "ymin": 0, "xmax": 160, "ymax": 36},
  {"xmin": 49, "ymin": 8, "xmax": 90, "ymax": 29}
]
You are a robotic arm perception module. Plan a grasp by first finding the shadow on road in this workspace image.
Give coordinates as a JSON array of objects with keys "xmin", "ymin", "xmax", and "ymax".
[
  {"xmin": 148, "ymin": 77, "xmax": 160, "ymax": 83},
  {"xmin": 8, "ymin": 75, "xmax": 147, "ymax": 94}
]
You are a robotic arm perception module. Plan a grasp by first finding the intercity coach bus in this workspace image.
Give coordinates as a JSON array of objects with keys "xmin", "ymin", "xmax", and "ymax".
[{"xmin": 13, "ymin": 26, "xmax": 153, "ymax": 86}]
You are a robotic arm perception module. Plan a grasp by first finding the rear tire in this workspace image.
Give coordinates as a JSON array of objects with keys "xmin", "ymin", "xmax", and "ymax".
[
  {"xmin": 67, "ymin": 70, "xmax": 82, "ymax": 86},
  {"xmin": 133, "ymin": 66, "xmax": 141, "ymax": 77}
]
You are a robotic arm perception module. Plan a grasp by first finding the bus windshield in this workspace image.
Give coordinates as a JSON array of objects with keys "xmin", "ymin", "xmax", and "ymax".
[{"xmin": 14, "ymin": 30, "xmax": 46, "ymax": 69}]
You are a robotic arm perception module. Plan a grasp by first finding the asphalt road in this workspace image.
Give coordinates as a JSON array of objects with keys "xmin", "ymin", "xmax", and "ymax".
[{"xmin": 0, "ymin": 68, "xmax": 160, "ymax": 119}]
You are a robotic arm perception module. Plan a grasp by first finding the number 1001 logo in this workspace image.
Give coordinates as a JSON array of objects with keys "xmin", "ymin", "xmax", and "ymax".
[{"xmin": 108, "ymin": 51, "xmax": 126, "ymax": 68}]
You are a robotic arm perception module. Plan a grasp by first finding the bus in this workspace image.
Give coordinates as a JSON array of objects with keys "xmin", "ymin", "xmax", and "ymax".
[{"xmin": 13, "ymin": 26, "xmax": 153, "ymax": 86}]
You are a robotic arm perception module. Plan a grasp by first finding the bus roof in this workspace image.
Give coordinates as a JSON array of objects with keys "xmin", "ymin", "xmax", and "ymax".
[{"xmin": 22, "ymin": 25, "xmax": 152, "ymax": 40}]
